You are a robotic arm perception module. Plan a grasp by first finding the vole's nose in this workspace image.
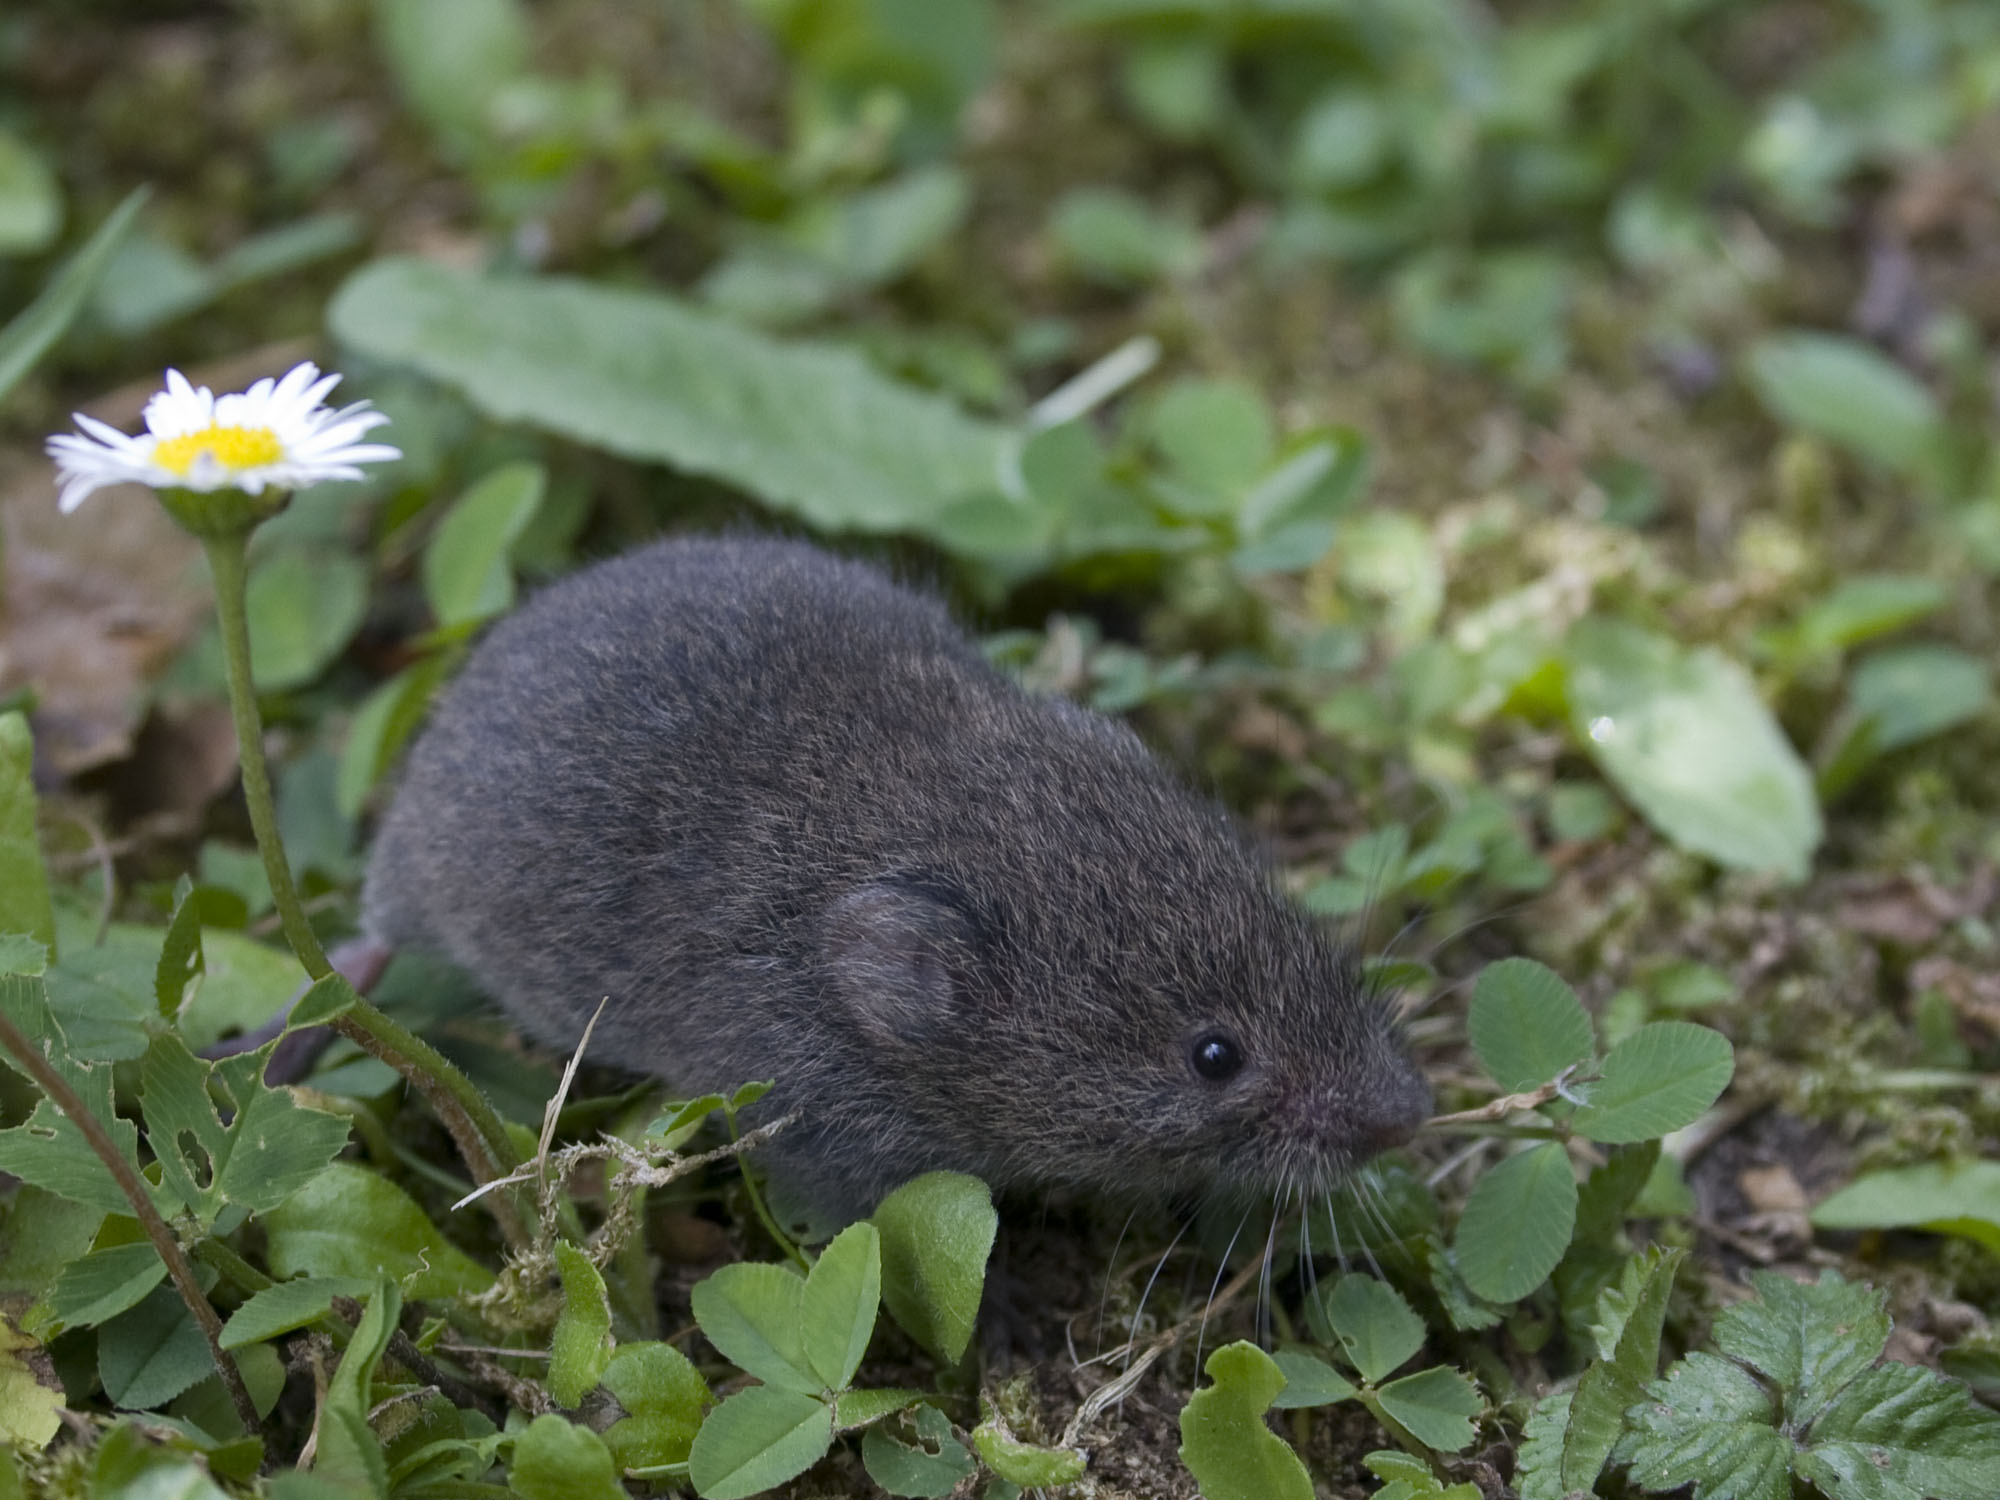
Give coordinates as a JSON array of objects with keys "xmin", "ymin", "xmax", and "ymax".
[{"xmin": 1354, "ymin": 1054, "xmax": 1431, "ymax": 1155}]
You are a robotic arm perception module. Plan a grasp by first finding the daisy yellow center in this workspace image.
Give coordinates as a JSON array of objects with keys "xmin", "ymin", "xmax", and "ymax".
[{"xmin": 153, "ymin": 424, "xmax": 284, "ymax": 477}]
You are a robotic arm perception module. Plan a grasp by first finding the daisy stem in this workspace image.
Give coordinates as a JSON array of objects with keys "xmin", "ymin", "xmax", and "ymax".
[{"xmin": 201, "ymin": 531, "xmax": 527, "ymax": 1228}]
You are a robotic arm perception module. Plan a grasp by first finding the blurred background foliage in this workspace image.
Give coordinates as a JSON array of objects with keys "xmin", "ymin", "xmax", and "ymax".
[{"xmin": 4, "ymin": 0, "xmax": 2000, "ymax": 1480}]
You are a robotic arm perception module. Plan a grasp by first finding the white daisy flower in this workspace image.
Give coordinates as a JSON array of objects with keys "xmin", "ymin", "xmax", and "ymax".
[{"xmin": 46, "ymin": 361, "xmax": 401, "ymax": 515}]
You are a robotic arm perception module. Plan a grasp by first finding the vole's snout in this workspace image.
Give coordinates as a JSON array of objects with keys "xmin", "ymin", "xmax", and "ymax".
[{"xmin": 1361, "ymin": 1051, "xmax": 1433, "ymax": 1154}]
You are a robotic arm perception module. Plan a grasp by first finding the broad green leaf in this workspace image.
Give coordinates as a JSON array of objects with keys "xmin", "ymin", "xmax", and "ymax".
[
  {"xmin": 1467, "ymin": 959, "xmax": 1595, "ymax": 1093},
  {"xmin": 1176, "ymin": 1342, "xmax": 1313, "ymax": 1500},
  {"xmin": 1714, "ymin": 1270, "xmax": 1888, "ymax": 1427},
  {"xmin": 97, "ymin": 1282, "xmax": 213, "ymax": 1411},
  {"xmin": 0, "ymin": 715, "xmax": 55, "ymax": 956},
  {"xmin": 800, "ymin": 1223, "xmax": 879, "ymax": 1392},
  {"xmin": 0, "ymin": 185, "xmax": 147, "ymax": 406},
  {"xmin": 329, "ymin": 258, "xmax": 1008, "ymax": 543},
  {"xmin": 1362, "ymin": 1448, "xmax": 1482, "ymax": 1500},
  {"xmin": 861, "ymin": 1405, "xmax": 975, "ymax": 1499},
  {"xmin": 687, "ymin": 1386, "xmax": 833, "ymax": 1500},
  {"xmin": 1745, "ymin": 332, "xmax": 1947, "ymax": 477},
  {"xmin": 1049, "ymin": 186, "xmax": 1203, "ymax": 285},
  {"xmin": 1318, "ymin": 1274, "xmax": 1424, "ymax": 1385},
  {"xmin": 1269, "ymin": 1348, "xmax": 1358, "ymax": 1408},
  {"xmin": 245, "ymin": 547, "xmax": 370, "ymax": 691},
  {"xmin": 548, "ymin": 1241, "xmax": 613, "ymax": 1408},
  {"xmin": 1616, "ymin": 1352, "xmax": 1790, "ymax": 1500},
  {"xmin": 1374, "ymin": 1365, "xmax": 1482, "ymax": 1454},
  {"xmin": 1572, "ymin": 1022, "xmax": 1734, "ymax": 1143},
  {"xmin": 1567, "ymin": 620, "xmax": 1821, "ymax": 878},
  {"xmin": 1811, "ymin": 1158, "xmax": 2000, "ymax": 1255},
  {"xmin": 45, "ymin": 1243, "xmax": 167, "ymax": 1329},
  {"xmin": 335, "ymin": 653, "xmax": 451, "ymax": 819},
  {"xmin": 422, "ymin": 462, "xmax": 546, "ymax": 627},
  {"xmin": 219, "ymin": 1276, "xmax": 371, "ymax": 1349},
  {"xmin": 599, "ymin": 1342, "xmax": 711, "ymax": 1471},
  {"xmin": 261, "ymin": 1164, "xmax": 495, "ymax": 1300},
  {"xmin": 0, "ymin": 1310, "xmax": 62, "ymax": 1449},
  {"xmin": 970, "ymin": 1421, "xmax": 1086, "ymax": 1486},
  {"xmin": 508, "ymin": 1415, "xmax": 626, "ymax": 1500},
  {"xmin": 0, "ymin": 133, "xmax": 60, "ymax": 255},
  {"xmin": 689, "ymin": 1262, "xmax": 817, "ymax": 1395},
  {"xmin": 1562, "ymin": 1248, "xmax": 1684, "ymax": 1492},
  {"xmin": 372, "ymin": 0, "xmax": 527, "ymax": 147},
  {"xmin": 1787, "ymin": 576, "xmax": 1948, "ymax": 657},
  {"xmin": 1147, "ymin": 377, "xmax": 1274, "ymax": 504},
  {"xmin": 1453, "ymin": 1143, "xmax": 1577, "ymax": 1303},
  {"xmin": 1799, "ymin": 1359, "xmax": 2000, "ymax": 1500},
  {"xmin": 1848, "ymin": 645, "xmax": 1991, "ymax": 753},
  {"xmin": 871, "ymin": 1171, "xmax": 997, "ymax": 1366}
]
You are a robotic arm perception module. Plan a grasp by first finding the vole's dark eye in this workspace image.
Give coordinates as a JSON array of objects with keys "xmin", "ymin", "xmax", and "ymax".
[{"xmin": 1190, "ymin": 1032, "xmax": 1244, "ymax": 1082}]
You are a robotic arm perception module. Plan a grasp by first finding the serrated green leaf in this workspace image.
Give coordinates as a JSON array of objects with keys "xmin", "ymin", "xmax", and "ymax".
[
  {"xmin": 1567, "ymin": 620, "xmax": 1821, "ymax": 878},
  {"xmin": 1176, "ymin": 1342, "xmax": 1313, "ymax": 1500},
  {"xmin": 1269, "ymin": 1347, "xmax": 1358, "ymax": 1408},
  {"xmin": 0, "ymin": 186, "xmax": 147, "ymax": 406},
  {"xmin": 329, "ymin": 258, "xmax": 1008, "ymax": 546},
  {"xmin": 1714, "ymin": 1270, "xmax": 1889, "ymax": 1426},
  {"xmin": 1563, "ymin": 1247, "xmax": 1685, "ymax": 1492},
  {"xmin": 1375, "ymin": 1365, "xmax": 1482, "ymax": 1454},
  {"xmin": 508, "ymin": 1414, "xmax": 627, "ymax": 1500},
  {"xmin": 687, "ymin": 1386, "xmax": 833, "ymax": 1500},
  {"xmin": 1467, "ymin": 959, "xmax": 1595, "ymax": 1093},
  {"xmin": 422, "ymin": 461, "xmax": 545, "ymax": 627},
  {"xmin": 261, "ymin": 1164, "xmax": 494, "ymax": 1300},
  {"xmin": 1319, "ymin": 1274, "xmax": 1424, "ymax": 1385},
  {"xmin": 861, "ymin": 1404, "xmax": 975, "ymax": 1499},
  {"xmin": 800, "ymin": 1222, "xmax": 879, "ymax": 1393},
  {"xmin": 1515, "ymin": 1389, "xmax": 1573, "ymax": 1500},
  {"xmin": 1616, "ymin": 1352, "xmax": 1789, "ymax": 1500},
  {"xmin": 599, "ymin": 1341, "xmax": 711, "ymax": 1471},
  {"xmin": 1799, "ymin": 1359, "xmax": 2000, "ymax": 1500},
  {"xmin": 1573, "ymin": 1021, "xmax": 1734, "ymax": 1143},
  {"xmin": 1453, "ymin": 1143, "xmax": 1577, "ymax": 1304},
  {"xmin": 871, "ymin": 1171, "xmax": 997, "ymax": 1367},
  {"xmin": 549, "ymin": 1241, "xmax": 613, "ymax": 1409},
  {"xmin": 971, "ymin": 1421, "xmax": 1088, "ymax": 1487},
  {"xmin": 97, "ymin": 1282, "xmax": 213, "ymax": 1411},
  {"xmin": 218, "ymin": 1276, "xmax": 371, "ymax": 1349},
  {"xmin": 690, "ymin": 1262, "xmax": 817, "ymax": 1394},
  {"xmin": 1745, "ymin": 332, "xmax": 1947, "ymax": 477},
  {"xmin": 45, "ymin": 1243, "xmax": 166, "ymax": 1329},
  {"xmin": 1811, "ymin": 1158, "xmax": 2000, "ymax": 1255}
]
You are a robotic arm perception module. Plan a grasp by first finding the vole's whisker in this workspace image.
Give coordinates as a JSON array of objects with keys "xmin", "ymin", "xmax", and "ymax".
[
  {"xmin": 1194, "ymin": 1206, "xmax": 1251, "ymax": 1378},
  {"xmin": 1095, "ymin": 1206, "xmax": 1140, "ymax": 1357},
  {"xmin": 1122, "ymin": 1216, "xmax": 1190, "ymax": 1379},
  {"xmin": 1255, "ymin": 1195, "xmax": 1283, "ymax": 1349},
  {"xmin": 1299, "ymin": 1184, "xmax": 1321, "ymax": 1305},
  {"xmin": 1321, "ymin": 1189, "xmax": 1349, "ymax": 1276}
]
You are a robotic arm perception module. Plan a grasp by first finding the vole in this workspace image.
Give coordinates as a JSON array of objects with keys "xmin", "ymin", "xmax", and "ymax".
[{"xmin": 362, "ymin": 536, "xmax": 1429, "ymax": 1225}]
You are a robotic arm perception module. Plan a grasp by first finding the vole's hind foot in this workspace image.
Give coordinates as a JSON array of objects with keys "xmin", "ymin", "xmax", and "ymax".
[{"xmin": 199, "ymin": 936, "xmax": 393, "ymax": 1085}]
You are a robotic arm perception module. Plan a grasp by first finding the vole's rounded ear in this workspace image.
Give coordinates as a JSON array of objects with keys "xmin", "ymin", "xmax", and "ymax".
[{"xmin": 821, "ymin": 879, "xmax": 978, "ymax": 1044}]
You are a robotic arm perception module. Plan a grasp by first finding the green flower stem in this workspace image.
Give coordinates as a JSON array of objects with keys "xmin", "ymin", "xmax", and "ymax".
[
  {"xmin": 0, "ymin": 1008, "xmax": 259, "ymax": 1433},
  {"xmin": 724, "ymin": 1103, "xmax": 808, "ymax": 1272},
  {"xmin": 201, "ymin": 531, "xmax": 527, "ymax": 1239}
]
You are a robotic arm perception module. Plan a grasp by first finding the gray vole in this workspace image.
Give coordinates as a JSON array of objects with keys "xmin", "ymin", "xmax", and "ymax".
[{"xmin": 363, "ymin": 536, "xmax": 1429, "ymax": 1224}]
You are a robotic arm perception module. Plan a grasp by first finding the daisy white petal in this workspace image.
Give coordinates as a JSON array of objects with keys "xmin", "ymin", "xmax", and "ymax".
[{"xmin": 46, "ymin": 359, "xmax": 401, "ymax": 524}]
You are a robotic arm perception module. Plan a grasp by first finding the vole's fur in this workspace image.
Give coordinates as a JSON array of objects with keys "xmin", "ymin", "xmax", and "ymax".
[{"xmin": 364, "ymin": 537, "xmax": 1428, "ymax": 1224}]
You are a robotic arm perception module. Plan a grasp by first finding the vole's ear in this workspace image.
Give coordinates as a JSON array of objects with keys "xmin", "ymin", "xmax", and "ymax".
[{"xmin": 822, "ymin": 879, "xmax": 978, "ymax": 1044}]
